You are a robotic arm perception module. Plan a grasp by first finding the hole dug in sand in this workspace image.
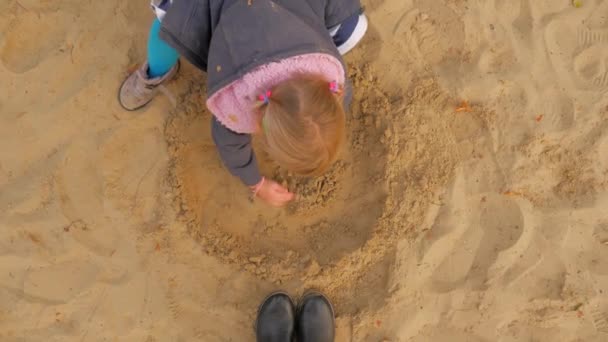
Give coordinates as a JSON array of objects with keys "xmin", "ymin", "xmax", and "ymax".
[{"xmin": 165, "ymin": 67, "xmax": 460, "ymax": 313}]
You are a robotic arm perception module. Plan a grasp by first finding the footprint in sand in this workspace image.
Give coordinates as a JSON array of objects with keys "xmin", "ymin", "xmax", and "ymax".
[
  {"xmin": 593, "ymin": 222, "xmax": 608, "ymax": 246},
  {"xmin": 163, "ymin": 265, "xmax": 253, "ymax": 340},
  {"xmin": 100, "ymin": 125, "xmax": 165, "ymax": 225},
  {"xmin": 425, "ymin": 192, "xmax": 525, "ymax": 292},
  {"xmin": 493, "ymin": 0, "xmax": 521, "ymax": 21},
  {"xmin": 497, "ymin": 321, "xmax": 567, "ymax": 342},
  {"xmin": 23, "ymin": 259, "xmax": 99, "ymax": 303},
  {"xmin": 573, "ymin": 42, "xmax": 608, "ymax": 88},
  {"xmin": 562, "ymin": 220, "xmax": 608, "ymax": 276},
  {"xmin": 0, "ymin": 11, "xmax": 67, "ymax": 73},
  {"xmin": 55, "ymin": 141, "xmax": 123, "ymax": 257},
  {"xmin": 587, "ymin": 297, "xmax": 608, "ymax": 334},
  {"xmin": 396, "ymin": 1, "xmax": 465, "ymax": 66},
  {"xmin": 545, "ymin": 3, "xmax": 608, "ymax": 90},
  {"xmin": 504, "ymin": 246, "xmax": 566, "ymax": 300},
  {"xmin": 363, "ymin": 0, "xmax": 388, "ymax": 13},
  {"xmin": 529, "ymin": 0, "xmax": 570, "ymax": 18},
  {"xmin": 598, "ymin": 135, "xmax": 608, "ymax": 173},
  {"xmin": 492, "ymin": 0, "xmax": 534, "ymax": 47},
  {"xmin": 533, "ymin": 86, "xmax": 575, "ymax": 133},
  {"xmin": 472, "ymin": 0, "xmax": 533, "ymax": 75}
]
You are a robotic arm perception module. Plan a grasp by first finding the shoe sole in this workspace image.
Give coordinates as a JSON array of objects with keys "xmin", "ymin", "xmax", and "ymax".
[{"xmin": 117, "ymin": 59, "xmax": 181, "ymax": 111}]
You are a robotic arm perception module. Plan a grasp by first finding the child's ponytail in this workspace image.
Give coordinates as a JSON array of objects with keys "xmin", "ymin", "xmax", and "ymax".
[{"xmin": 256, "ymin": 75, "xmax": 346, "ymax": 176}]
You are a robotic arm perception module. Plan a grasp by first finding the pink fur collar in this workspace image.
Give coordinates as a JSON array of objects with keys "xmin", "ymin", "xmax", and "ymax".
[{"xmin": 206, "ymin": 53, "xmax": 345, "ymax": 134}]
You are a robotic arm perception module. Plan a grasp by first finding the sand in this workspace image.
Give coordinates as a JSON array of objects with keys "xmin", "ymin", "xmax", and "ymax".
[{"xmin": 1, "ymin": 0, "xmax": 607, "ymax": 340}]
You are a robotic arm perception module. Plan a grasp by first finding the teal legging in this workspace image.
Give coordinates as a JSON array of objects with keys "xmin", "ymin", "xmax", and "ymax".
[{"xmin": 147, "ymin": 18, "xmax": 179, "ymax": 78}]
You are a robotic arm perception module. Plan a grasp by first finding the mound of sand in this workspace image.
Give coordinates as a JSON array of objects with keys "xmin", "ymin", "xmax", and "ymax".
[{"xmin": 1, "ymin": 0, "xmax": 607, "ymax": 341}]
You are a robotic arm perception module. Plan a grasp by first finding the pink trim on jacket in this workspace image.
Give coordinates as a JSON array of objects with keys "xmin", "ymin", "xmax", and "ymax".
[{"xmin": 206, "ymin": 53, "xmax": 345, "ymax": 134}]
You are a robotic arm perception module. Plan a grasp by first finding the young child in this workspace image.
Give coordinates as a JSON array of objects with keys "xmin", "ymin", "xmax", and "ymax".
[{"xmin": 119, "ymin": 0, "xmax": 368, "ymax": 207}]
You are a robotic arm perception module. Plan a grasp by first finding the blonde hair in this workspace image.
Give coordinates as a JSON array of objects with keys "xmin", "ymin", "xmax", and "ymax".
[{"xmin": 258, "ymin": 75, "xmax": 346, "ymax": 177}]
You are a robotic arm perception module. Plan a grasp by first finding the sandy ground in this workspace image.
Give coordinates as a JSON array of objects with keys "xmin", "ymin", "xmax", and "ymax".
[{"xmin": 1, "ymin": 0, "xmax": 608, "ymax": 341}]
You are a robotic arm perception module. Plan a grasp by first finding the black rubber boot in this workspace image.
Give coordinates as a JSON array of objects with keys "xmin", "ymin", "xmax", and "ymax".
[
  {"xmin": 296, "ymin": 291, "xmax": 335, "ymax": 342},
  {"xmin": 256, "ymin": 292, "xmax": 295, "ymax": 342}
]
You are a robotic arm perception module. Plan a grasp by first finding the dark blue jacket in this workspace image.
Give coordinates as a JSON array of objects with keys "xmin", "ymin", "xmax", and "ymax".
[{"xmin": 159, "ymin": 0, "xmax": 362, "ymax": 185}]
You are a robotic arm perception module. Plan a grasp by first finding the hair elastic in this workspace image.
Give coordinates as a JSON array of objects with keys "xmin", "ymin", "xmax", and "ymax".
[
  {"xmin": 329, "ymin": 81, "xmax": 340, "ymax": 93},
  {"xmin": 258, "ymin": 90, "xmax": 272, "ymax": 104}
]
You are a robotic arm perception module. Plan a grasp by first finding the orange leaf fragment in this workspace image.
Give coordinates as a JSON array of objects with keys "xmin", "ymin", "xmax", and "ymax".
[
  {"xmin": 535, "ymin": 114, "xmax": 544, "ymax": 122},
  {"xmin": 455, "ymin": 100, "xmax": 472, "ymax": 113}
]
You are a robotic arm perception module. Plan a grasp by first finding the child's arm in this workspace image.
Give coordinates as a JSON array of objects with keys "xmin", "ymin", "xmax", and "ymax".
[
  {"xmin": 211, "ymin": 117, "xmax": 261, "ymax": 187},
  {"xmin": 211, "ymin": 118, "xmax": 295, "ymax": 206}
]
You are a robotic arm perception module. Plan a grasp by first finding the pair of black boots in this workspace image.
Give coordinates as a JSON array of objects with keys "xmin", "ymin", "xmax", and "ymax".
[{"xmin": 256, "ymin": 291, "xmax": 335, "ymax": 342}]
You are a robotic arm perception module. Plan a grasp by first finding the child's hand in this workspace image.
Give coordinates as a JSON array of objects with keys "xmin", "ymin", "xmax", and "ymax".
[{"xmin": 251, "ymin": 177, "xmax": 295, "ymax": 207}]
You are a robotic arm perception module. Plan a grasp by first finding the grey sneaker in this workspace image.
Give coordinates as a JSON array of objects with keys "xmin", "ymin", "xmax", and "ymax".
[{"xmin": 118, "ymin": 61, "xmax": 179, "ymax": 111}]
